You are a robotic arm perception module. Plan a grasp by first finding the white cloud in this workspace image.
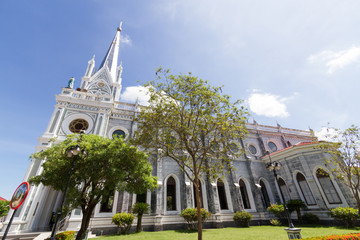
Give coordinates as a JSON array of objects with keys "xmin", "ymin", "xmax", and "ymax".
[
  {"xmin": 120, "ymin": 34, "xmax": 132, "ymax": 46},
  {"xmin": 120, "ymin": 86, "xmax": 150, "ymax": 105},
  {"xmin": 248, "ymin": 92, "xmax": 290, "ymax": 118},
  {"xmin": 315, "ymin": 127, "xmax": 339, "ymax": 141},
  {"xmin": 308, "ymin": 46, "xmax": 360, "ymax": 74}
]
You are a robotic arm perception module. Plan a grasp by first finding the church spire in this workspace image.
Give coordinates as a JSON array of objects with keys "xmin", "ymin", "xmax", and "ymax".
[{"xmin": 98, "ymin": 22, "xmax": 122, "ymax": 81}]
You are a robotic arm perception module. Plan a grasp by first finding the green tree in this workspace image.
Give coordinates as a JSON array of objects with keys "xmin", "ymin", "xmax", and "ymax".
[
  {"xmin": 133, "ymin": 68, "xmax": 249, "ymax": 240},
  {"xmin": 132, "ymin": 202, "xmax": 150, "ymax": 232},
  {"xmin": 316, "ymin": 125, "xmax": 360, "ymax": 214},
  {"xmin": 0, "ymin": 201, "xmax": 10, "ymax": 217},
  {"xmin": 30, "ymin": 134, "xmax": 157, "ymax": 240},
  {"xmin": 286, "ymin": 199, "xmax": 306, "ymax": 223}
]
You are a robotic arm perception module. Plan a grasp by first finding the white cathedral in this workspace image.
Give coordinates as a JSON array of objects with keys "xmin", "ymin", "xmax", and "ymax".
[{"xmin": 2, "ymin": 25, "xmax": 356, "ymax": 236}]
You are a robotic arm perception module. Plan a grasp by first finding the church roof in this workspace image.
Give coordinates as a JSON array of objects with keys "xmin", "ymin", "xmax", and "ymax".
[
  {"xmin": 0, "ymin": 197, "xmax": 8, "ymax": 201},
  {"xmin": 265, "ymin": 141, "xmax": 317, "ymax": 158}
]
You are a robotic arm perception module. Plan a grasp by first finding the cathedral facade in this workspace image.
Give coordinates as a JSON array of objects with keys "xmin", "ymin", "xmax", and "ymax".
[{"xmin": 3, "ymin": 26, "xmax": 356, "ymax": 235}]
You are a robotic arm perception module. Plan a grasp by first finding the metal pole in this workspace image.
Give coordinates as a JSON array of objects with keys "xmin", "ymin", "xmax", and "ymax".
[
  {"xmin": 272, "ymin": 168, "xmax": 295, "ymax": 228},
  {"xmin": 267, "ymin": 152, "xmax": 295, "ymax": 229},
  {"xmin": 2, "ymin": 209, "xmax": 17, "ymax": 240},
  {"xmin": 49, "ymin": 155, "xmax": 77, "ymax": 240}
]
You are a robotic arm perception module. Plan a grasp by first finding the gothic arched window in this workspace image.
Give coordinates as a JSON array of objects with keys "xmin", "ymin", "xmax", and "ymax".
[
  {"xmin": 100, "ymin": 189, "xmax": 114, "ymax": 212},
  {"xmin": 260, "ymin": 180, "xmax": 271, "ymax": 208},
  {"xmin": 217, "ymin": 180, "xmax": 228, "ymax": 210},
  {"xmin": 296, "ymin": 173, "xmax": 316, "ymax": 205},
  {"xmin": 316, "ymin": 169, "xmax": 342, "ymax": 204},
  {"xmin": 136, "ymin": 193, "xmax": 147, "ymax": 203},
  {"xmin": 278, "ymin": 178, "xmax": 291, "ymax": 202},
  {"xmin": 166, "ymin": 176, "xmax": 177, "ymax": 211},
  {"xmin": 239, "ymin": 179, "xmax": 251, "ymax": 209}
]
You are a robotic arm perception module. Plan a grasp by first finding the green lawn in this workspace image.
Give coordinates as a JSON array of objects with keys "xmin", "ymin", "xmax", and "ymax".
[{"xmin": 90, "ymin": 226, "xmax": 360, "ymax": 240}]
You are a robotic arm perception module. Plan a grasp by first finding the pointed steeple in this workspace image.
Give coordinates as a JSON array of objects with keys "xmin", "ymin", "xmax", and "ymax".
[{"xmin": 98, "ymin": 22, "xmax": 122, "ymax": 81}]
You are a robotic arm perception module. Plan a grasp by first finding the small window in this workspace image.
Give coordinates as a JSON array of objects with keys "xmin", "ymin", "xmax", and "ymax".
[
  {"xmin": 268, "ymin": 142, "xmax": 277, "ymax": 152},
  {"xmin": 248, "ymin": 145, "xmax": 257, "ymax": 155},
  {"xmin": 113, "ymin": 129, "xmax": 126, "ymax": 139},
  {"xmin": 136, "ymin": 193, "xmax": 147, "ymax": 203},
  {"xmin": 230, "ymin": 143, "xmax": 239, "ymax": 153}
]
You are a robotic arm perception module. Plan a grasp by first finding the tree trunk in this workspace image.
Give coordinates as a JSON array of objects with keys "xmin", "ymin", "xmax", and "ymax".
[
  {"xmin": 296, "ymin": 209, "xmax": 302, "ymax": 223},
  {"xmin": 136, "ymin": 214, "xmax": 143, "ymax": 232},
  {"xmin": 76, "ymin": 206, "xmax": 95, "ymax": 240},
  {"xmin": 194, "ymin": 175, "xmax": 202, "ymax": 240}
]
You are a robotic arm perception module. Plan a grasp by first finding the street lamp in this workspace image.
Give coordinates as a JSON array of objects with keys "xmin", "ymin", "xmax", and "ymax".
[
  {"xmin": 265, "ymin": 151, "xmax": 302, "ymax": 239},
  {"xmin": 50, "ymin": 132, "xmax": 86, "ymax": 240}
]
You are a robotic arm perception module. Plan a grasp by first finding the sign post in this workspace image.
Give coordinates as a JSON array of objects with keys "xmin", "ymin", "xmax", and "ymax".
[{"xmin": 2, "ymin": 182, "xmax": 29, "ymax": 240}]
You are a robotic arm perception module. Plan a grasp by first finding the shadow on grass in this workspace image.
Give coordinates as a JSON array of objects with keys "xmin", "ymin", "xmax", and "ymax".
[{"xmin": 174, "ymin": 229, "xmax": 198, "ymax": 234}]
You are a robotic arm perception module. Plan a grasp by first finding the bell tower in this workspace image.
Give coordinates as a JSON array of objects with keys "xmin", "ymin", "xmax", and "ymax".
[
  {"xmin": 10, "ymin": 24, "xmax": 135, "ymax": 233},
  {"xmin": 80, "ymin": 22, "xmax": 123, "ymax": 101}
]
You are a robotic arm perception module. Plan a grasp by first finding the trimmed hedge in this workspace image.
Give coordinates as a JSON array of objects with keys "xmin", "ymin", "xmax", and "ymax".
[
  {"xmin": 233, "ymin": 211, "xmax": 253, "ymax": 227},
  {"xmin": 112, "ymin": 213, "xmax": 135, "ymax": 234},
  {"xmin": 330, "ymin": 207, "xmax": 359, "ymax": 228},
  {"xmin": 55, "ymin": 231, "xmax": 75, "ymax": 240},
  {"xmin": 180, "ymin": 208, "xmax": 212, "ymax": 230}
]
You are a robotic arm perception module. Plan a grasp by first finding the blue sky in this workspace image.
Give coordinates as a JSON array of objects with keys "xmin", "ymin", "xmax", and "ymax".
[{"xmin": 1, "ymin": 0, "xmax": 360, "ymax": 199}]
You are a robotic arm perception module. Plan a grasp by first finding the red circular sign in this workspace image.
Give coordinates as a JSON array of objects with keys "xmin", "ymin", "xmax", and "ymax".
[{"xmin": 10, "ymin": 182, "xmax": 29, "ymax": 210}]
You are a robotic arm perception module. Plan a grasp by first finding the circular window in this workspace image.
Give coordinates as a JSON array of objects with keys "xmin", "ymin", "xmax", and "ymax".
[
  {"xmin": 69, "ymin": 119, "xmax": 89, "ymax": 133},
  {"xmin": 230, "ymin": 143, "xmax": 239, "ymax": 153},
  {"xmin": 248, "ymin": 145, "xmax": 257, "ymax": 155},
  {"xmin": 268, "ymin": 142, "xmax": 277, "ymax": 152},
  {"xmin": 98, "ymin": 82, "xmax": 105, "ymax": 88},
  {"xmin": 113, "ymin": 130, "xmax": 126, "ymax": 139}
]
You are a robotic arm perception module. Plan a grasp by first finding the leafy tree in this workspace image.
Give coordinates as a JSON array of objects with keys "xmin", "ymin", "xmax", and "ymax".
[
  {"xmin": 133, "ymin": 68, "xmax": 249, "ymax": 240},
  {"xmin": 132, "ymin": 202, "xmax": 150, "ymax": 232},
  {"xmin": 316, "ymin": 125, "xmax": 360, "ymax": 214},
  {"xmin": 30, "ymin": 134, "xmax": 157, "ymax": 240},
  {"xmin": 0, "ymin": 201, "xmax": 10, "ymax": 217},
  {"xmin": 286, "ymin": 199, "xmax": 306, "ymax": 223}
]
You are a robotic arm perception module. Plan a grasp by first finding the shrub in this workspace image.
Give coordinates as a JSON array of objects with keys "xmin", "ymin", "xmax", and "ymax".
[
  {"xmin": 302, "ymin": 212, "xmax": 320, "ymax": 224},
  {"xmin": 286, "ymin": 199, "xmax": 306, "ymax": 222},
  {"xmin": 132, "ymin": 202, "xmax": 150, "ymax": 232},
  {"xmin": 180, "ymin": 208, "xmax": 212, "ymax": 230},
  {"xmin": 112, "ymin": 213, "xmax": 135, "ymax": 234},
  {"xmin": 233, "ymin": 211, "xmax": 253, "ymax": 227},
  {"xmin": 330, "ymin": 207, "xmax": 359, "ymax": 228},
  {"xmin": 55, "ymin": 231, "xmax": 75, "ymax": 240},
  {"xmin": 267, "ymin": 203, "xmax": 285, "ymax": 220},
  {"xmin": 270, "ymin": 219, "xmax": 282, "ymax": 226}
]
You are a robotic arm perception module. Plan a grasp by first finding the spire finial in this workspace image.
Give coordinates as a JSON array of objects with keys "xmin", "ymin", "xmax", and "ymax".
[{"xmin": 117, "ymin": 22, "xmax": 122, "ymax": 32}]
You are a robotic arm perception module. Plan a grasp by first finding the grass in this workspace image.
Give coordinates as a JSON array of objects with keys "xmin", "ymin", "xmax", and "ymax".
[{"xmin": 90, "ymin": 225, "xmax": 360, "ymax": 240}]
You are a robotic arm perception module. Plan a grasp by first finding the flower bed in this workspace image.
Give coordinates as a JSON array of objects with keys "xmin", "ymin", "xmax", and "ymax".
[{"xmin": 301, "ymin": 233, "xmax": 360, "ymax": 240}]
